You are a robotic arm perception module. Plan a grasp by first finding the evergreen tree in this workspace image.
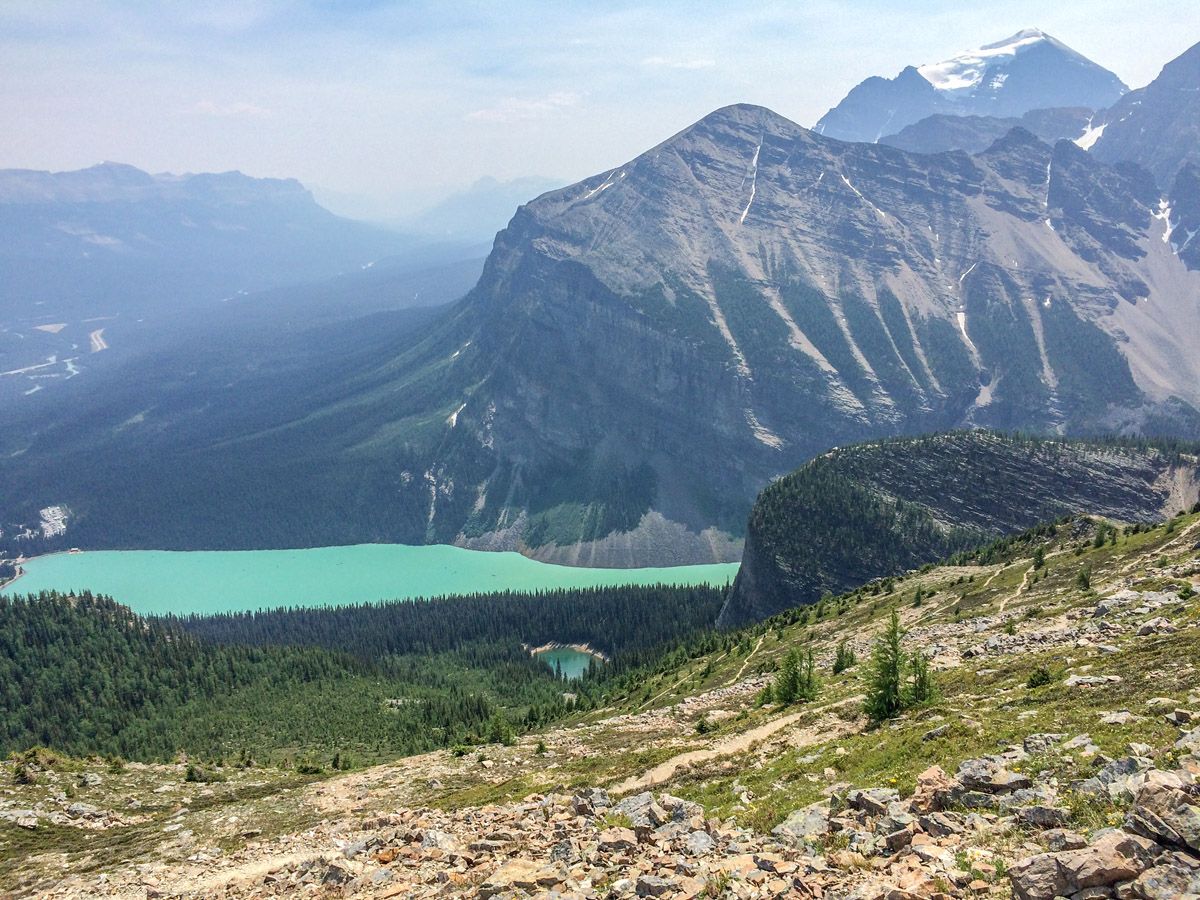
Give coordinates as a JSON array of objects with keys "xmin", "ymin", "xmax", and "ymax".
[
  {"xmin": 908, "ymin": 649, "xmax": 937, "ymax": 706},
  {"xmin": 797, "ymin": 648, "xmax": 819, "ymax": 702},
  {"xmin": 774, "ymin": 649, "xmax": 802, "ymax": 704},
  {"xmin": 832, "ymin": 639, "xmax": 857, "ymax": 675},
  {"xmin": 864, "ymin": 610, "xmax": 905, "ymax": 723}
]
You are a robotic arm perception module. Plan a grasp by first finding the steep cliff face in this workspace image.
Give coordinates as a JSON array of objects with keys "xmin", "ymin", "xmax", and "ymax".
[
  {"xmin": 719, "ymin": 432, "xmax": 1200, "ymax": 627},
  {"xmin": 1092, "ymin": 41, "xmax": 1200, "ymax": 189},
  {"xmin": 416, "ymin": 106, "xmax": 1200, "ymax": 561}
]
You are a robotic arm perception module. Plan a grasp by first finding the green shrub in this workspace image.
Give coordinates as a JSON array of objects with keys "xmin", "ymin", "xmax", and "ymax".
[{"xmin": 1027, "ymin": 666, "xmax": 1055, "ymax": 689}]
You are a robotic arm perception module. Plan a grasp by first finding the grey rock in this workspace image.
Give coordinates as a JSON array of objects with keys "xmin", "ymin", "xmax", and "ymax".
[
  {"xmin": 772, "ymin": 801, "xmax": 831, "ymax": 846},
  {"xmin": 1009, "ymin": 830, "xmax": 1160, "ymax": 900},
  {"xmin": 1126, "ymin": 782, "xmax": 1200, "ymax": 853},
  {"xmin": 1025, "ymin": 733, "xmax": 1067, "ymax": 754},
  {"xmin": 420, "ymin": 829, "xmax": 461, "ymax": 852},
  {"xmin": 1067, "ymin": 675, "xmax": 1123, "ymax": 688},
  {"xmin": 1128, "ymin": 860, "xmax": 1200, "ymax": 900},
  {"xmin": 1017, "ymin": 805, "xmax": 1072, "ymax": 829},
  {"xmin": 635, "ymin": 875, "xmax": 675, "ymax": 897},
  {"xmin": 1138, "ymin": 617, "xmax": 1177, "ymax": 636},
  {"xmin": 549, "ymin": 839, "xmax": 577, "ymax": 863},
  {"xmin": 613, "ymin": 792, "xmax": 668, "ymax": 828},
  {"xmin": 683, "ymin": 830, "xmax": 716, "ymax": 856},
  {"xmin": 847, "ymin": 787, "xmax": 899, "ymax": 815},
  {"xmin": 1044, "ymin": 829, "xmax": 1088, "ymax": 851},
  {"xmin": 956, "ymin": 756, "xmax": 1033, "ymax": 794},
  {"xmin": 918, "ymin": 812, "xmax": 964, "ymax": 837}
]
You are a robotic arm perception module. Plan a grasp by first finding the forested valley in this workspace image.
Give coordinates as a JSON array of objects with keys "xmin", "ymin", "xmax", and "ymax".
[{"xmin": 0, "ymin": 584, "xmax": 728, "ymax": 766}]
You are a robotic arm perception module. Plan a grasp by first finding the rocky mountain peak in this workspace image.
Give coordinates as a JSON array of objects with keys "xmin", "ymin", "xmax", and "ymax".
[{"xmin": 817, "ymin": 30, "xmax": 1126, "ymax": 144}]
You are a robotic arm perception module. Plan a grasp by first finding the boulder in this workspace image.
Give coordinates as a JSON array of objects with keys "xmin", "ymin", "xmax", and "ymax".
[
  {"xmin": 479, "ymin": 859, "xmax": 561, "ymax": 897},
  {"xmin": 922, "ymin": 724, "xmax": 950, "ymax": 741},
  {"xmin": 1023, "ymin": 733, "xmax": 1066, "ymax": 754},
  {"xmin": 1127, "ymin": 853, "xmax": 1200, "ymax": 899},
  {"xmin": 684, "ymin": 830, "xmax": 716, "ymax": 856},
  {"xmin": 847, "ymin": 787, "xmax": 899, "ymax": 815},
  {"xmin": 772, "ymin": 801, "xmax": 831, "ymax": 846},
  {"xmin": 1177, "ymin": 729, "xmax": 1200, "ymax": 756},
  {"xmin": 1137, "ymin": 616, "xmax": 1177, "ymax": 636},
  {"xmin": 1043, "ymin": 829, "xmax": 1087, "ymax": 851},
  {"xmin": 613, "ymin": 792, "xmax": 668, "ymax": 827},
  {"xmin": 1016, "ymin": 805, "xmax": 1071, "ymax": 829},
  {"xmin": 420, "ymin": 829, "xmax": 461, "ymax": 852},
  {"xmin": 635, "ymin": 875, "xmax": 675, "ymax": 897},
  {"xmin": 1009, "ymin": 830, "xmax": 1160, "ymax": 900},
  {"xmin": 1066, "ymin": 674, "xmax": 1123, "ymax": 688},
  {"xmin": 598, "ymin": 827, "xmax": 638, "ymax": 852},
  {"xmin": 910, "ymin": 765, "xmax": 954, "ymax": 814},
  {"xmin": 1126, "ymin": 782, "xmax": 1200, "ymax": 853},
  {"xmin": 918, "ymin": 811, "xmax": 963, "ymax": 837},
  {"xmin": 956, "ymin": 757, "xmax": 1033, "ymax": 794},
  {"xmin": 1100, "ymin": 710, "xmax": 1140, "ymax": 725}
]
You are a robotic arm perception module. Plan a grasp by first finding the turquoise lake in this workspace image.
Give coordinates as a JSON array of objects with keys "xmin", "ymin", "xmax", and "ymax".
[{"xmin": 8, "ymin": 544, "xmax": 739, "ymax": 616}]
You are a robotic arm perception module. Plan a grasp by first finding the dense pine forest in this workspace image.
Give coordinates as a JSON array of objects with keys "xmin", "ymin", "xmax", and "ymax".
[
  {"xmin": 0, "ymin": 584, "xmax": 726, "ymax": 764},
  {"xmin": 172, "ymin": 584, "xmax": 726, "ymax": 663}
]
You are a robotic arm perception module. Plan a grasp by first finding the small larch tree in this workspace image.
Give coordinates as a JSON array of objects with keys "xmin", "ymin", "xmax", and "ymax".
[
  {"xmin": 864, "ymin": 610, "xmax": 906, "ymax": 723},
  {"xmin": 832, "ymin": 639, "xmax": 856, "ymax": 675}
]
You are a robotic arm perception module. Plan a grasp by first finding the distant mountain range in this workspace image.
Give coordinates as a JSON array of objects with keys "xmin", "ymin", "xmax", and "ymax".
[
  {"xmin": 7, "ymin": 86, "xmax": 1200, "ymax": 560},
  {"xmin": 0, "ymin": 162, "xmax": 490, "ymax": 403},
  {"xmin": 0, "ymin": 162, "xmax": 411, "ymax": 320},
  {"xmin": 814, "ymin": 29, "xmax": 1127, "ymax": 144},
  {"xmin": 879, "ymin": 107, "xmax": 1092, "ymax": 155},
  {"xmin": 3, "ymin": 31, "xmax": 1200, "ymax": 570},
  {"xmin": 401, "ymin": 176, "xmax": 565, "ymax": 244}
]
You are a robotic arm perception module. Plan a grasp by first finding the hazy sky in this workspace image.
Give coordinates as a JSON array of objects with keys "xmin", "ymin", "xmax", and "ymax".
[{"xmin": 2, "ymin": 1, "xmax": 1197, "ymax": 218}]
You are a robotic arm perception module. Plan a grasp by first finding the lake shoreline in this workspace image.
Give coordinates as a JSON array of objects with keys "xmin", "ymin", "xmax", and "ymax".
[
  {"xmin": 9, "ymin": 544, "xmax": 740, "ymax": 616},
  {"xmin": 524, "ymin": 641, "xmax": 611, "ymax": 663}
]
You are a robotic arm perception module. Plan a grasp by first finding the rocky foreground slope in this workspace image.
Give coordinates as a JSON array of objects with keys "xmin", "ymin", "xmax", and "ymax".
[
  {"xmin": 5, "ymin": 510, "xmax": 1199, "ymax": 899},
  {"xmin": 721, "ymin": 432, "xmax": 1200, "ymax": 626}
]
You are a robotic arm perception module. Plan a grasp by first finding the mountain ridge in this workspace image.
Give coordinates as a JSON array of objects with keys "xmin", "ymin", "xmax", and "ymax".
[
  {"xmin": 5, "ymin": 103, "xmax": 1200, "ymax": 562},
  {"xmin": 1091, "ymin": 40, "xmax": 1200, "ymax": 188},
  {"xmin": 815, "ymin": 29, "xmax": 1127, "ymax": 144},
  {"xmin": 720, "ymin": 431, "xmax": 1200, "ymax": 627}
]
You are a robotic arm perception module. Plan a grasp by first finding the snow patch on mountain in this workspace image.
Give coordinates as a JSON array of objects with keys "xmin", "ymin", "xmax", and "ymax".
[
  {"xmin": 918, "ymin": 28, "xmax": 1057, "ymax": 93},
  {"xmin": 1075, "ymin": 117, "xmax": 1107, "ymax": 150}
]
